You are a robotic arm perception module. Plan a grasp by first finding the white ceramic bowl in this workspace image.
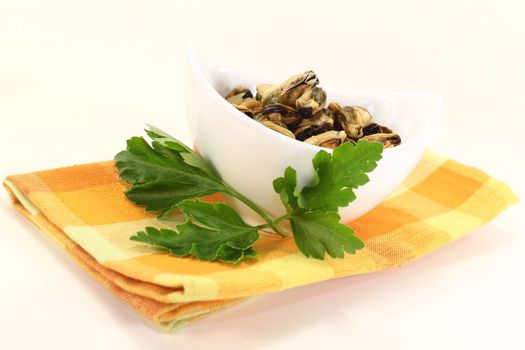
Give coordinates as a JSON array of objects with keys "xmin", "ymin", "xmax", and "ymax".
[{"xmin": 184, "ymin": 47, "xmax": 442, "ymax": 224}]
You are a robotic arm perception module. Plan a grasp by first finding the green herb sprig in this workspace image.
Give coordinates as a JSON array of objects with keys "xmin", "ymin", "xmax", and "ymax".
[{"xmin": 115, "ymin": 125, "xmax": 383, "ymax": 263}]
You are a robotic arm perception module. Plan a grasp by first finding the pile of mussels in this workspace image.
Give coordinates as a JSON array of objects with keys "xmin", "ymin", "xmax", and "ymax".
[{"xmin": 224, "ymin": 71, "xmax": 401, "ymax": 149}]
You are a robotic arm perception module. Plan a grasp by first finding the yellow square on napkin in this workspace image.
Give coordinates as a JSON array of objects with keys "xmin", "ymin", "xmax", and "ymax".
[{"xmin": 3, "ymin": 151, "xmax": 518, "ymax": 332}]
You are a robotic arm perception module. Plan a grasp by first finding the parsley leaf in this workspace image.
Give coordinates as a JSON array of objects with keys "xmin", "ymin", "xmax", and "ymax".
[
  {"xmin": 114, "ymin": 136, "xmax": 226, "ymax": 213},
  {"xmin": 290, "ymin": 211, "xmax": 364, "ymax": 259},
  {"xmin": 298, "ymin": 140, "xmax": 383, "ymax": 211},
  {"xmin": 272, "ymin": 166, "xmax": 300, "ymax": 211},
  {"xmin": 145, "ymin": 124, "xmax": 219, "ymax": 178},
  {"xmin": 272, "ymin": 140, "xmax": 382, "ymax": 259},
  {"xmin": 130, "ymin": 200, "xmax": 259, "ymax": 263},
  {"xmin": 117, "ymin": 126, "xmax": 383, "ymax": 263}
]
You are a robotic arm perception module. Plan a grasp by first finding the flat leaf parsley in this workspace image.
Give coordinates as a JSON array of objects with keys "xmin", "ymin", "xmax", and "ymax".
[{"xmin": 115, "ymin": 126, "xmax": 382, "ymax": 263}]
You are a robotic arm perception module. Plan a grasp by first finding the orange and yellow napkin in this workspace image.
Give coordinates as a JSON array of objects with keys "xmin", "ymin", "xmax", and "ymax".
[{"xmin": 3, "ymin": 151, "xmax": 517, "ymax": 332}]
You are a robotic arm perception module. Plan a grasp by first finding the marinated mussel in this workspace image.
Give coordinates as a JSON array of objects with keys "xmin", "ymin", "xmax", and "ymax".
[
  {"xmin": 224, "ymin": 71, "xmax": 401, "ymax": 149},
  {"xmin": 304, "ymin": 130, "xmax": 347, "ymax": 149},
  {"xmin": 293, "ymin": 109, "xmax": 334, "ymax": 141}
]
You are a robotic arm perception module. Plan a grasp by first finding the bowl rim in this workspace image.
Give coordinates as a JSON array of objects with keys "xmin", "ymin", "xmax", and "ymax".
[{"xmin": 186, "ymin": 43, "xmax": 442, "ymax": 154}]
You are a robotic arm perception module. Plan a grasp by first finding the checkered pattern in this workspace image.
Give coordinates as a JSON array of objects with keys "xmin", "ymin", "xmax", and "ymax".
[{"xmin": 3, "ymin": 151, "xmax": 518, "ymax": 332}]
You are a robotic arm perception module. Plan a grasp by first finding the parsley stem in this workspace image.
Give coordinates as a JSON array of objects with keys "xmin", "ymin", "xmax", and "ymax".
[
  {"xmin": 273, "ymin": 214, "xmax": 293, "ymax": 225},
  {"xmin": 223, "ymin": 184, "xmax": 288, "ymax": 237},
  {"xmin": 255, "ymin": 214, "xmax": 292, "ymax": 231}
]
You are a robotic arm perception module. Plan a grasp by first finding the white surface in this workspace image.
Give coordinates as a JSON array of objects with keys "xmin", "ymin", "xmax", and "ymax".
[
  {"xmin": 0, "ymin": 1, "xmax": 523, "ymax": 349},
  {"xmin": 186, "ymin": 47, "xmax": 441, "ymax": 222}
]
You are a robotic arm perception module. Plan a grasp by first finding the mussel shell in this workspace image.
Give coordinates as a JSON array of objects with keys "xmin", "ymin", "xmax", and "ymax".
[
  {"xmin": 304, "ymin": 130, "xmax": 347, "ymax": 149},
  {"xmin": 232, "ymin": 98, "xmax": 263, "ymax": 118},
  {"xmin": 227, "ymin": 93, "xmax": 245, "ymax": 105},
  {"xmin": 262, "ymin": 103, "xmax": 303, "ymax": 127},
  {"xmin": 225, "ymin": 86, "xmax": 253, "ymax": 100},
  {"xmin": 380, "ymin": 125, "xmax": 393, "ymax": 133},
  {"xmin": 295, "ymin": 87, "xmax": 327, "ymax": 114},
  {"xmin": 362, "ymin": 123, "xmax": 381, "ymax": 136},
  {"xmin": 278, "ymin": 84, "xmax": 311, "ymax": 107},
  {"xmin": 253, "ymin": 113, "xmax": 267, "ymax": 122},
  {"xmin": 262, "ymin": 103, "xmax": 295, "ymax": 115},
  {"xmin": 281, "ymin": 71, "xmax": 319, "ymax": 92},
  {"xmin": 258, "ymin": 71, "xmax": 320, "ymax": 109},
  {"xmin": 296, "ymin": 106, "xmax": 313, "ymax": 119},
  {"xmin": 281, "ymin": 114, "xmax": 302, "ymax": 127},
  {"xmin": 345, "ymin": 125, "xmax": 364, "ymax": 139},
  {"xmin": 242, "ymin": 98, "xmax": 263, "ymax": 111},
  {"xmin": 328, "ymin": 102, "xmax": 345, "ymax": 129},
  {"xmin": 362, "ymin": 132, "xmax": 401, "ymax": 148},
  {"xmin": 329, "ymin": 102, "xmax": 373, "ymax": 138},
  {"xmin": 261, "ymin": 120, "xmax": 296, "ymax": 139},
  {"xmin": 294, "ymin": 124, "xmax": 329, "ymax": 141},
  {"xmin": 293, "ymin": 109, "xmax": 334, "ymax": 141},
  {"xmin": 256, "ymin": 84, "xmax": 281, "ymax": 105}
]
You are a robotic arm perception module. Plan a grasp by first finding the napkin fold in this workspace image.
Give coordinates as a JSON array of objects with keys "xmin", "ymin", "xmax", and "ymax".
[{"xmin": 3, "ymin": 152, "xmax": 517, "ymax": 332}]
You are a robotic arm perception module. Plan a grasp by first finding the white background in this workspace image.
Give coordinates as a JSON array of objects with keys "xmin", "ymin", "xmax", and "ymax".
[{"xmin": 1, "ymin": 1, "xmax": 524, "ymax": 349}]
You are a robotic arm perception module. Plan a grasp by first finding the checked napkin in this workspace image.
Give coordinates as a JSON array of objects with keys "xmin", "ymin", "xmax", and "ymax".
[{"xmin": 3, "ymin": 151, "xmax": 517, "ymax": 332}]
